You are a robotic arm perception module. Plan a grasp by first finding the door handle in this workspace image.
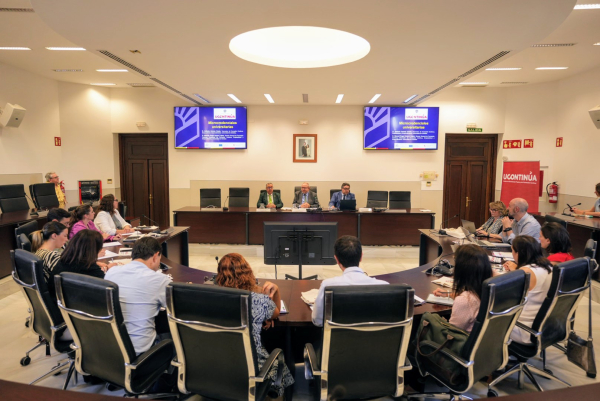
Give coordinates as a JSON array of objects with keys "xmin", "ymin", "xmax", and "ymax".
[
  {"xmin": 149, "ymin": 194, "xmax": 153, "ymax": 205},
  {"xmin": 466, "ymin": 196, "xmax": 471, "ymax": 207}
]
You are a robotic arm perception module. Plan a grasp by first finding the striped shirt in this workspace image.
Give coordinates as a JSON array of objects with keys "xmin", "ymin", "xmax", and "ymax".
[{"xmin": 35, "ymin": 249, "xmax": 61, "ymax": 280}]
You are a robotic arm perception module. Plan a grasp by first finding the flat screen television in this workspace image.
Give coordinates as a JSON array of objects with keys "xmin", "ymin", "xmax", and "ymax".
[
  {"xmin": 174, "ymin": 106, "xmax": 248, "ymax": 149},
  {"xmin": 364, "ymin": 106, "xmax": 439, "ymax": 150}
]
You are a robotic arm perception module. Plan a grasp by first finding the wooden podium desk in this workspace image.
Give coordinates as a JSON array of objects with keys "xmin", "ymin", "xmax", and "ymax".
[
  {"xmin": 173, "ymin": 206, "xmax": 435, "ymax": 246},
  {"xmin": 0, "ymin": 210, "xmax": 48, "ymax": 279}
]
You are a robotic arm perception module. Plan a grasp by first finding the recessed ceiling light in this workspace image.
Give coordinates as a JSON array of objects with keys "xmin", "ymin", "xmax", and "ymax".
[
  {"xmin": 459, "ymin": 82, "xmax": 489, "ymax": 85},
  {"xmin": 535, "ymin": 67, "xmax": 568, "ymax": 70},
  {"xmin": 228, "ymin": 94, "xmax": 242, "ymax": 103},
  {"xmin": 574, "ymin": 4, "xmax": 600, "ymax": 9},
  {"xmin": 368, "ymin": 94, "xmax": 381, "ymax": 104},
  {"xmin": 264, "ymin": 94, "xmax": 274, "ymax": 103},
  {"xmin": 46, "ymin": 47, "xmax": 86, "ymax": 51},
  {"xmin": 0, "ymin": 47, "xmax": 30, "ymax": 50},
  {"xmin": 404, "ymin": 95, "xmax": 418, "ymax": 103},
  {"xmin": 96, "ymin": 69, "xmax": 128, "ymax": 72},
  {"xmin": 336, "ymin": 94, "xmax": 344, "ymax": 104},
  {"xmin": 90, "ymin": 83, "xmax": 116, "ymax": 86},
  {"xmin": 52, "ymin": 69, "xmax": 83, "ymax": 72},
  {"xmin": 229, "ymin": 26, "xmax": 370, "ymax": 69},
  {"xmin": 594, "ymin": 43, "xmax": 600, "ymax": 46},
  {"xmin": 485, "ymin": 67, "xmax": 522, "ymax": 71},
  {"xmin": 531, "ymin": 43, "xmax": 575, "ymax": 47}
]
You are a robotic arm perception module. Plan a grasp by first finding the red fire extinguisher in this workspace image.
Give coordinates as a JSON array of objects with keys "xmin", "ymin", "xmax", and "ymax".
[{"xmin": 546, "ymin": 182, "xmax": 558, "ymax": 203}]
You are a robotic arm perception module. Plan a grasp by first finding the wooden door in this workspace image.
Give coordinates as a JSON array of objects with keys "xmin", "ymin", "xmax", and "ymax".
[
  {"xmin": 119, "ymin": 134, "xmax": 170, "ymax": 228},
  {"xmin": 442, "ymin": 134, "xmax": 498, "ymax": 227}
]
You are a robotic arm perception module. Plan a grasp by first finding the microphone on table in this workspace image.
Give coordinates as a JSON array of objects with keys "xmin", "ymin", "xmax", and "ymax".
[
  {"xmin": 142, "ymin": 214, "xmax": 163, "ymax": 233},
  {"xmin": 23, "ymin": 193, "xmax": 39, "ymax": 216},
  {"xmin": 223, "ymin": 196, "xmax": 230, "ymax": 211},
  {"xmin": 567, "ymin": 203, "xmax": 581, "ymax": 212},
  {"xmin": 439, "ymin": 214, "xmax": 459, "ymax": 236}
]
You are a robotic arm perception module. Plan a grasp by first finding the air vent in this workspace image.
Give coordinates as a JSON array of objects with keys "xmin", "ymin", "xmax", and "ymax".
[
  {"xmin": 52, "ymin": 69, "xmax": 83, "ymax": 72},
  {"xmin": 501, "ymin": 82, "xmax": 528, "ymax": 85},
  {"xmin": 531, "ymin": 43, "xmax": 576, "ymax": 47},
  {"xmin": 97, "ymin": 50, "xmax": 151, "ymax": 76},
  {"xmin": 0, "ymin": 8, "xmax": 34, "ymax": 12},
  {"xmin": 180, "ymin": 94, "xmax": 203, "ymax": 105},
  {"xmin": 408, "ymin": 51, "xmax": 510, "ymax": 105},
  {"xmin": 149, "ymin": 78, "xmax": 181, "ymax": 94},
  {"xmin": 127, "ymin": 83, "xmax": 155, "ymax": 87},
  {"xmin": 194, "ymin": 94, "xmax": 211, "ymax": 103}
]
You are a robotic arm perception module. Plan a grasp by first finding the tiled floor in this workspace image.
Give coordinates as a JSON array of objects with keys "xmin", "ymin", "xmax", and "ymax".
[{"xmin": 1, "ymin": 244, "xmax": 599, "ymax": 400}]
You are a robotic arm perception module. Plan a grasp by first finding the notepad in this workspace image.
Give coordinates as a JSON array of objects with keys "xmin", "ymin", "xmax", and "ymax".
[
  {"xmin": 492, "ymin": 251, "xmax": 514, "ymax": 260},
  {"xmin": 301, "ymin": 289, "xmax": 320, "ymax": 305},
  {"xmin": 103, "ymin": 241, "xmax": 122, "ymax": 247},
  {"xmin": 414, "ymin": 295, "xmax": 425, "ymax": 305},
  {"xmin": 426, "ymin": 294, "xmax": 454, "ymax": 306},
  {"xmin": 98, "ymin": 250, "xmax": 119, "ymax": 260},
  {"xmin": 432, "ymin": 277, "xmax": 454, "ymax": 288},
  {"xmin": 280, "ymin": 300, "xmax": 288, "ymax": 314}
]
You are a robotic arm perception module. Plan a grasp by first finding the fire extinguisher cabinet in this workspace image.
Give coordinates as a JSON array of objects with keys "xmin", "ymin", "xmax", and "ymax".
[{"xmin": 78, "ymin": 180, "xmax": 102, "ymax": 204}]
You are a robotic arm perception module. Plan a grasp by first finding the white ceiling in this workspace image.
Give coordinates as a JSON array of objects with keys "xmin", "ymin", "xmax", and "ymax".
[{"xmin": 0, "ymin": 0, "xmax": 598, "ymax": 105}]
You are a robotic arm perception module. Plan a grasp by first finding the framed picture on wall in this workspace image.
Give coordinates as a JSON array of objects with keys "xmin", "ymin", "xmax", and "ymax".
[{"xmin": 293, "ymin": 134, "xmax": 317, "ymax": 163}]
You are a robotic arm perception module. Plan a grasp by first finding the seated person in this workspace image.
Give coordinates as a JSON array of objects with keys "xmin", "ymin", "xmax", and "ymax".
[
  {"xmin": 48, "ymin": 207, "xmax": 72, "ymax": 253},
  {"xmin": 504, "ymin": 236, "xmax": 553, "ymax": 344},
  {"xmin": 215, "ymin": 253, "xmax": 294, "ymax": 397},
  {"xmin": 312, "ymin": 235, "xmax": 388, "ymax": 327},
  {"xmin": 30, "ymin": 221, "xmax": 69, "ymax": 279},
  {"xmin": 475, "ymin": 201, "xmax": 507, "ymax": 236},
  {"xmin": 292, "ymin": 182, "xmax": 319, "ymax": 208},
  {"xmin": 94, "ymin": 194, "xmax": 134, "ymax": 236},
  {"xmin": 256, "ymin": 182, "xmax": 283, "ymax": 208},
  {"xmin": 46, "ymin": 171, "xmax": 67, "ymax": 208},
  {"xmin": 432, "ymin": 244, "xmax": 492, "ymax": 332},
  {"xmin": 49, "ymin": 230, "xmax": 115, "ymax": 299},
  {"xmin": 329, "ymin": 182, "xmax": 356, "ymax": 210},
  {"xmin": 540, "ymin": 222, "xmax": 574, "ymax": 264},
  {"xmin": 489, "ymin": 198, "xmax": 540, "ymax": 244},
  {"xmin": 69, "ymin": 204, "xmax": 120, "ymax": 241},
  {"xmin": 572, "ymin": 182, "xmax": 600, "ymax": 217},
  {"xmin": 104, "ymin": 237, "xmax": 172, "ymax": 355}
]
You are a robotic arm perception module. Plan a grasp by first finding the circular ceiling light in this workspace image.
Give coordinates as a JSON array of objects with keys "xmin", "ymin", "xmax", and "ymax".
[{"xmin": 229, "ymin": 26, "xmax": 370, "ymax": 68}]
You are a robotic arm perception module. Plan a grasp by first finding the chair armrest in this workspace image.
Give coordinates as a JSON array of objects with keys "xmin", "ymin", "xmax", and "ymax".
[
  {"xmin": 254, "ymin": 348, "xmax": 283, "ymax": 384},
  {"xmin": 130, "ymin": 339, "xmax": 174, "ymax": 370},
  {"xmin": 418, "ymin": 340, "xmax": 473, "ymax": 369},
  {"xmin": 304, "ymin": 343, "xmax": 321, "ymax": 379},
  {"xmin": 515, "ymin": 321, "xmax": 541, "ymax": 337},
  {"xmin": 399, "ymin": 356, "xmax": 412, "ymax": 372}
]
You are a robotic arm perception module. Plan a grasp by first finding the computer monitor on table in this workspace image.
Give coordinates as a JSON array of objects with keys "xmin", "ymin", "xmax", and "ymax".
[{"xmin": 264, "ymin": 222, "xmax": 338, "ymax": 280}]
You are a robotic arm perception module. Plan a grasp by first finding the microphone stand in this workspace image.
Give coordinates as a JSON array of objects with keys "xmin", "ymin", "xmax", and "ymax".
[{"xmin": 223, "ymin": 196, "xmax": 230, "ymax": 211}]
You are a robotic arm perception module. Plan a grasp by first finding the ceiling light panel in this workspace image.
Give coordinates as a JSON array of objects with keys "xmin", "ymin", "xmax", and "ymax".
[
  {"xmin": 531, "ymin": 43, "xmax": 576, "ymax": 47},
  {"xmin": 264, "ymin": 94, "xmax": 275, "ymax": 103},
  {"xmin": 574, "ymin": 4, "xmax": 600, "ymax": 9},
  {"xmin": 336, "ymin": 94, "xmax": 344, "ymax": 104},
  {"xmin": 368, "ymin": 94, "xmax": 381, "ymax": 103},
  {"xmin": 404, "ymin": 95, "xmax": 418, "ymax": 103},
  {"xmin": 0, "ymin": 47, "xmax": 30, "ymax": 50},
  {"xmin": 228, "ymin": 94, "xmax": 242, "ymax": 103},
  {"xmin": 52, "ymin": 69, "xmax": 83, "ymax": 72},
  {"xmin": 127, "ymin": 83, "xmax": 155, "ymax": 87},
  {"xmin": 90, "ymin": 83, "xmax": 116, "ymax": 86},
  {"xmin": 535, "ymin": 67, "xmax": 568, "ymax": 70},
  {"xmin": 459, "ymin": 82, "xmax": 489, "ymax": 85},
  {"xmin": 46, "ymin": 47, "xmax": 86, "ymax": 51}
]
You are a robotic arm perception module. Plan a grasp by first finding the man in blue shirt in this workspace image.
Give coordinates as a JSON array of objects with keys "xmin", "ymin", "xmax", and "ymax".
[
  {"xmin": 329, "ymin": 182, "xmax": 356, "ymax": 210},
  {"xmin": 499, "ymin": 198, "xmax": 541, "ymax": 244}
]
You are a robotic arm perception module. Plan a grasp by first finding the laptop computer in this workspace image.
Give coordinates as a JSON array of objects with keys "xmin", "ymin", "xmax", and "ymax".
[
  {"xmin": 460, "ymin": 226, "xmax": 510, "ymax": 248},
  {"xmin": 339, "ymin": 199, "xmax": 356, "ymax": 211},
  {"xmin": 461, "ymin": 219, "xmax": 478, "ymax": 235}
]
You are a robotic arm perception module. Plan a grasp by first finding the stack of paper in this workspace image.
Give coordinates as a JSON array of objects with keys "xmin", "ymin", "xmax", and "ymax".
[
  {"xmin": 432, "ymin": 277, "xmax": 454, "ymax": 288},
  {"xmin": 99, "ymin": 250, "xmax": 119, "ymax": 260},
  {"xmin": 301, "ymin": 289, "xmax": 320, "ymax": 305},
  {"xmin": 492, "ymin": 251, "xmax": 513, "ymax": 260},
  {"xmin": 426, "ymin": 294, "xmax": 454, "ymax": 306}
]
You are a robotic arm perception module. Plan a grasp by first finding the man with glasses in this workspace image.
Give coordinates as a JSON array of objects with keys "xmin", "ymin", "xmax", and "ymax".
[
  {"xmin": 292, "ymin": 182, "xmax": 319, "ymax": 208},
  {"xmin": 329, "ymin": 182, "xmax": 355, "ymax": 210},
  {"xmin": 45, "ymin": 171, "xmax": 67, "ymax": 208},
  {"xmin": 256, "ymin": 182, "xmax": 283, "ymax": 208}
]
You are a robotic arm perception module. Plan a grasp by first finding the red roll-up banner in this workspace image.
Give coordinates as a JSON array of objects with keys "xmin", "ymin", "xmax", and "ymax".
[{"xmin": 500, "ymin": 161, "xmax": 540, "ymax": 213}]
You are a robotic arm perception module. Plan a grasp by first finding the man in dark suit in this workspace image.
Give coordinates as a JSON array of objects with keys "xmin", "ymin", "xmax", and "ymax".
[
  {"xmin": 256, "ymin": 182, "xmax": 283, "ymax": 208},
  {"xmin": 292, "ymin": 182, "xmax": 319, "ymax": 208},
  {"xmin": 329, "ymin": 182, "xmax": 356, "ymax": 209}
]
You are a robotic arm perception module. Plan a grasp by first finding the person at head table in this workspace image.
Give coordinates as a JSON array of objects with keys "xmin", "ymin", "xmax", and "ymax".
[
  {"xmin": 45, "ymin": 171, "xmax": 67, "ymax": 208},
  {"xmin": 475, "ymin": 201, "xmax": 507, "ymax": 236},
  {"xmin": 256, "ymin": 183, "xmax": 283, "ymax": 209},
  {"xmin": 293, "ymin": 182, "xmax": 319, "ymax": 208},
  {"xmin": 487, "ymin": 198, "xmax": 540, "ymax": 244},
  {"xmin": 94, "ymin": 194, "xmax": 135, "ymax": 235},
  {"xmin": 572, "ymin": 182, "xmax": 600, "ymax": 217},
  {"xmin": 329, "ymin": 182, "xmax": 356, "ymax": 210}
]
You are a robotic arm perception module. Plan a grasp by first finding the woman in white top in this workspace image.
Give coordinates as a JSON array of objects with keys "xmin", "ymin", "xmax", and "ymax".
[
  {"xmin": 94, "ymin": 194, "xmax": 134, "ymax": 236},
  {"xmin": 506, "ymin": 235, "xmax": 553, "ymax": 344}
]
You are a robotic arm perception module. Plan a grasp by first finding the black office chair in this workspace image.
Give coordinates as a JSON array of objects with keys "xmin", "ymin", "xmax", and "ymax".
[
  {"xmin": 229, "ymin": 187, "xmax": 250, "ymax": 207},
  {"xmin": 294, "ymin": 185, "xmax": 317, "ymax": 194},
  {"xmin": 166, "ymin": 283, "xmax": 285, "ymax": 400},
  {"xmin": 200, "ymin": 188, "xmax": 221, "ymax": 208},
  {"xmin": 584, "ymin": 239, "xmax": 597, "ymax": 260},
  {"xmin": 55, "ymin": 272, "xmax": 175, "ymax": 395},
  {"xmin": 15, "ymin": 220, "xmax": 38, "ymax": 252},
  {"xmin": 329, "ymin": 189, "xmax": 338, "ymax": 201},
  {"xmin": 488, "ymin": 258, "xmax": 592, "ymax": 393},
  {"xmin": 304, "ymin": 285, "xmax": 414, "ymax": 400},
  {"xmin": 389, "ymin": 191, "xmax": 412, "ymax": 209},
  {"xmin": 366, "ymin": 190, "xmax": 388, "ymax": 208},
  {"xmin": 29, "ymin": 183, "xmax": 59, "ymax": 210},
  {"xmin": 411, "ymin": 270, "xmax": 529, "ymax": 400},
  {"xmin": 0, "ymin": 184, "xmax": 30, "ymax": 213},
  {"xmin": 544, "ymin": 214, "xmax": 567, "ymax": 228},
  {"xmin": 11, "ymin": 250, "xmax": 74, "ymax": 388},
  {"xmin": 118, "ymin": 201, "xmax": 127, "ymax": 219},
  {"xmin": 259, "ymin": 189, "xmax": 281, "ymax": 195}
]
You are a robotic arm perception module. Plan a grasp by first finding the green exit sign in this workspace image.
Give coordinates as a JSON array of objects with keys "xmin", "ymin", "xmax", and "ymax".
[{"xmin": 467, "ymin": 128, "xmax": 483, "ymax": 132}]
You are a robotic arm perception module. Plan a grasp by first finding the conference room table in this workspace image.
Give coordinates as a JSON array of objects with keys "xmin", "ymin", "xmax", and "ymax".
[
  {"xmin": 0, "ymin": 210, "xmax": 48, "ymax": 279},
  {"xmin": 173, "ymin": 206, "xmax": 436, "ymax": 246}
]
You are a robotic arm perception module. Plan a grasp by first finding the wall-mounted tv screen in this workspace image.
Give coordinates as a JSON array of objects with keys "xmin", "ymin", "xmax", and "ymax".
[
  {"xmin": 364, "ymin": 106, "xmax": 439, "ymax": 150},
  {"xmin": 174, "ymin": 106, "xmax": 248, "ymax": 149}
]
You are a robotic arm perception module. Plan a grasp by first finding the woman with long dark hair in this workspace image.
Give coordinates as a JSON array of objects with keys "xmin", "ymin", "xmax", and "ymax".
[
  {"xmin": 30, "ymin": 221, "xmax": 68, "ymax": 279},
  {"xmin": 215, "ymin": 253, "xmax": 294, "ymax": 398},
  {"xmin": 94, "ymin": 194, "xmax": 134, "ymax": 236},
  {"xmin": 507, "ymin": 235, "xmax": 553, "ymax": 344},
  {"xmin": 540, "ymin": 222, "xmax": 574, "ymax": 264},
  {"xmin": 69, "ymin": 204, "xmax": 120, "ymax": 241},
  {"xmin": 433, "ymin": 244, "xmax": 493, "ymax": 332}
]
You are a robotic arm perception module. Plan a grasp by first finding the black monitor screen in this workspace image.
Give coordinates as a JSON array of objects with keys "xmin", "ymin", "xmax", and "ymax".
[{"xmin": 263, "ymin": 222, "xmax": 338, "ymax": 266}]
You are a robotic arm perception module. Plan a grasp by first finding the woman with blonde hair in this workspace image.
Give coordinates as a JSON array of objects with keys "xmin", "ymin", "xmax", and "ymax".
[
  {"xmin": 215, "ymin": 253, "xmax": 294, "ymax": 398},
  {"xmin": 476, "ymin": 201, "xmax": 507, "ymax": 236}
]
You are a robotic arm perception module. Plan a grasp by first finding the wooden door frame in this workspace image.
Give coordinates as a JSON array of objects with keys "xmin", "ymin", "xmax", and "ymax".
[
  {"xmin": 442, "ymin": 133, "xmax": 499, "ymax": 225},
  {"xmin": 118, "ymin": 133, "xmax": 170, "ymax": 223}
]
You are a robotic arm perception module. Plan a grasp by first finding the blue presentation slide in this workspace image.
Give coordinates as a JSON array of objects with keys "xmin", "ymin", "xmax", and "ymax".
[
  {"xmin": 364, "ymin": 107, "xmax": 439, "ymax": 150},
  {"xmin": 175, "ymin": 107, "xmax": 248, "ymax": 149}
]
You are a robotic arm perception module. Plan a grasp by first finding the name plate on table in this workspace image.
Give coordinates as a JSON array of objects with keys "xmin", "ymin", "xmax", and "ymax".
[
  {"xmin": 292, "ymin": 208, "xmax": 307, "ymax": 212},
  {"xmin": 358, "ymin": 207, "xmax": 372, "ymax": 213},
  {"xmin": 201, "ymin": 208, "xmax": 223, "ymax": 212},
  {"xmin": 256, "ymin": 208, "xmax": 274, "ymax": 212}
]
